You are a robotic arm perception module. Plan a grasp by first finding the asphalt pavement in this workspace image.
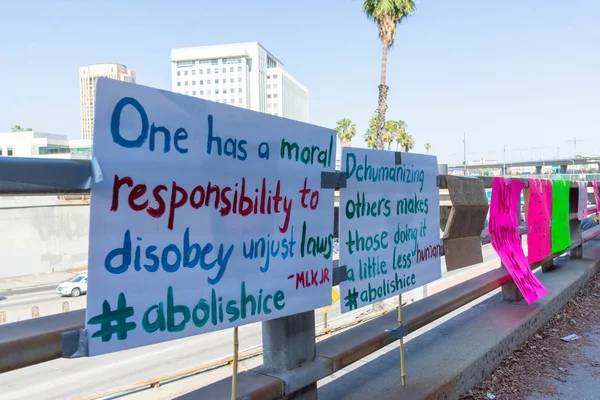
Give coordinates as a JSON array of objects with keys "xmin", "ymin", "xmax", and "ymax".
[
  {"xmin": 0, "ymin": 287, "xmax": 86, "ymax": 323},
  {"xmin": 0, "ymin": 284, "xmax": 57, "ymax": 298}
]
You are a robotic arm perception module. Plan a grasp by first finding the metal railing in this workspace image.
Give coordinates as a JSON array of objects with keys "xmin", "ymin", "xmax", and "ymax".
[
  {"xmin": 0, "ymin": 157, "xmax": 598, "ymax": 399},
  {"xmin": 513, "ymin": 173, "xmax": 600, "ymax": 181}
]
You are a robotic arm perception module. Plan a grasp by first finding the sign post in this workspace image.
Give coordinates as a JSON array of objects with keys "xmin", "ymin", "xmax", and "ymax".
[
  {"xmin": 231, "ymin": 327, "xmax": 239, "ymax": 400},
  {"xmin": 320, "ymin": 288, "xmax": 340, "ymax": 331},
  {"xmin": 398, "ymin": 294, "xmax": 406, "ymax": 386}
]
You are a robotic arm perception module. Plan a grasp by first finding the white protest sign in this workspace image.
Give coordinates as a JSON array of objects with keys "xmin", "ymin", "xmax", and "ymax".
[
  {"xmin": 85, "ymin": 79, "xmax": 336, "ymax": 356},
  {"xmin": 578, "ymin": 181, "xmax": 588, "ymax": 220},
  {"xmin": 339, "ymin": 148, "xmax": 442, "ymax": 313}
]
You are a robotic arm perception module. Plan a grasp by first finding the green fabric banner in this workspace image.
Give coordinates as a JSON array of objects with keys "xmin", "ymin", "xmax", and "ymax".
[{"xmin": 551, "ymin": 180, "xmax": 571, "ymax": 253}]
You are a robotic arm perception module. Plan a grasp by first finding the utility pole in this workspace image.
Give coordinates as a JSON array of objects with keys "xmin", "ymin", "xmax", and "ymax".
[
  {"xmin": 463, "ymin": 132, "xmax": 467, "ymax": 176},
  {"xmin": 566, "ymin": 137, "xmax": 585, "ymax": 157},
  {"xmin": 503, "ymin": 145, "xmax": 506, "ymax": 177}
]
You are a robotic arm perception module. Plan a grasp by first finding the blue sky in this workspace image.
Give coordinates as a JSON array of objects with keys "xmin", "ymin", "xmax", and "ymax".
[{"xmin": 1, "ymin": 0, "xmax": 599, "ymax": 164}]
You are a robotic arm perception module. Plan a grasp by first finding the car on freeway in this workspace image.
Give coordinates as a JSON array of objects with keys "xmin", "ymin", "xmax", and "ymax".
[{"xmin": 56, "ymin": 272, "xmax": 88, "ymax": 297}]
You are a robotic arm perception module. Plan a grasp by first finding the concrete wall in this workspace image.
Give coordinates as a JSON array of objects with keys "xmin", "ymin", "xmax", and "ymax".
[{"xmin": 0, "ymin": 196, "xmax": 89, "ymax": 279}]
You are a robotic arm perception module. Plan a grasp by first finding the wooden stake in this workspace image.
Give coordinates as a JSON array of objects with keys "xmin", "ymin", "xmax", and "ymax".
[
  {"xmin": 399, "ymin": 294, "xmax": 406, "ymax": 386},
  {"xmin": 231, "ymin": 327, "xmax": 239, "ymax": 400}
]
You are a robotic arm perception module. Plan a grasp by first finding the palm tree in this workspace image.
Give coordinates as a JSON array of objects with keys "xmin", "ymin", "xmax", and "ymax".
[
  {"xmin": 335, "ymin": 118, "xmax": 357, "ymax": 147},
  {"xmin": 383, "ymin": 120, "xmax": 395, "ymax": 150},
  {"xmin": 364, "ymin": 114, "xmax": 378, "ymax": 149},
  {"xmin": 10, "ymin": 125, "xmax": 32, "ymax": 132},
  {"xmin": 363, "ymin": 0, "xmax": 416, "ymax": 150},
  {"xmin": 425, "ymin": 142, "xmax": 431, "ymax": 154},
  {"xmin": 389, "ymin": 120, "xmax": 407, "ymax": 151},
  {"xmin": 402, "ymin": 133, "xmax": 415, "ymax": 152}
]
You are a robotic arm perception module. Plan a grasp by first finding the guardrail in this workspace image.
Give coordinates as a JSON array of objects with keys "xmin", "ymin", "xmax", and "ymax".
[{"xmin": 0, "ymin": 158, "xmax": 598, "ymax": 400}]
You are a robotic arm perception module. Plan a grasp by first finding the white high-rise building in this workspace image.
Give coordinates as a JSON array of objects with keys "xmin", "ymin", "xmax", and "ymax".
[
  {"xmin": 79, "ymin": 63, "xmax": 136, "ymax": 140},
  {"xmin": 171, "ymin": 42, "xmax": 308, "ymax": 122}
]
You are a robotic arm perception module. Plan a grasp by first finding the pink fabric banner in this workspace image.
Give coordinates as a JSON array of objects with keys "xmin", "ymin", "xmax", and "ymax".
[
  {"xmin": 490, "ymin": 178, "xmax": 548, "ymax": 304},
  {"xmin": 593, "ymin": 180, "xmax": 600, "ymax": 209},
  {"xmin": 578, "ymin": 181, "xmax": 588, "ymax": 220},
  {"xmin": 527, "ymin": 179, "xmax": 552, "ymax": 264}
]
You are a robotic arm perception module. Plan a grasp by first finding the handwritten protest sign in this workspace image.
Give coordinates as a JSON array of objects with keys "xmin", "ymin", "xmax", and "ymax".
[
  {"xmin": 593, "ymin": 180, "xmax": 600, "ymax": 208},
  {"xmin": 85, "ymin": 79, "xmax": 336, "ymax": 355},
  {"xmin": 486, "ymin": 188, "xmax": 524, "ymax": 226},
  {"xmin": 551, "ymin": 180, "xmax": 571, "ymax": 253},
  {"xmin": 489, "ymin": 178, "xmax": 547, "ymax": 304},
  {"xmin": 339, "ymin": 148, "xmax": 441, "ymax": 313},
  {"xmin": 578, "ymin": 181, "xmax": 588, "ymax": 220},
  {"xmin": 527, "ymin": 179, "xmax": 552, "ymax": 264}
]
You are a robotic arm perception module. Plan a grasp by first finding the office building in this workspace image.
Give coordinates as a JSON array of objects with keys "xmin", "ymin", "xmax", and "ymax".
[
  {"xmin": 171, "ymin": 42, "xmax": 308, "ymax": 122},
  {"xmin": 0, "ymin": 131, "xmax": 92, "ymax": 159},
  {"xmin": 79, "ymin": 63, "xmax": 136, "ymax": 140}
]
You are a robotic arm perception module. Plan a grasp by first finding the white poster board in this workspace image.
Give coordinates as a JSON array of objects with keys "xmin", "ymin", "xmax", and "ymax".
[
  {"xmin": 578, "ymin": 181, "xmax": 588, "ymax": 220},
  {"xmin": 86, "ymin": 79, "xmax": 336, "ymax": 356},
  {"xmin": 339, "ymin": 148, "xmax": 442, "ymax": 313}
]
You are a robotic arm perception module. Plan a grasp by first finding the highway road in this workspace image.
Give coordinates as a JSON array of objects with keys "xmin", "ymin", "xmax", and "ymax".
[
  {"xmin": 0, "ymin": 244, "xmax": 504, "ymax": 400},
  {"xmin": 0, "ymin": 287, "xmax": 86, "ymax": 323}
]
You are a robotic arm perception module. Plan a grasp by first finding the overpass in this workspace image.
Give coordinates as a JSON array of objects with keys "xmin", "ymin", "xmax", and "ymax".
[
  {"xmin": 450, "ymin": 156, "xmax": 600, "ymax": 174},
  {"xmin": 1, "ymin": 157, "xmax": 600, "ymax": 400}
]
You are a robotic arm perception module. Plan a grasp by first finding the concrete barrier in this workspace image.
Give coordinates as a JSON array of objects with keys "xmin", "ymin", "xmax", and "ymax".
[{"xmin": 0, "ymin": 196, "xmax": 89, "ymax": 278}]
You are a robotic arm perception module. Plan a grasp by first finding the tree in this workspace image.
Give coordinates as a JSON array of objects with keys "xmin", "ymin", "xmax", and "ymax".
[
  {"xmin": 389, "ymin": 120, "xmax": 406, "ymax": 150},
  {"xmin": 367, "ymin": 117, "xmax": 414, "ymax": 152},
  {"xmin": 425, "ymin": 142, "xmax": 431, "ymax": 154},
  {"xmin": 364, "ymin": 114, "xmax": 379, "ymax": 149},
  {"xmin": 335, "ymin": 118, "xmax": 357, "ymax": 147},
  {"xmin": 402, "ymin": 133, "xmax": 415, "ymax": 152},
  {"xmin": 363, "ymin": 0, "xmax": 416, "ymax": 150},
  {"xmin": 387, "ymin": 120, "xmax": 414, "ymax": 152},
  {"xmin": 383, "ymin": 120, "xmax": 395, "ymax": 149},
  {"xmin": 11, "ymin": 125, "xmax": 32, "ymax": 132}
]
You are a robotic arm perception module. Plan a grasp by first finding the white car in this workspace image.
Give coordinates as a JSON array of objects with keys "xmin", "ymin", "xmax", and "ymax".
[{"xmin": 56, "ymin": 273, "xmax": 88, "ymax": 297}]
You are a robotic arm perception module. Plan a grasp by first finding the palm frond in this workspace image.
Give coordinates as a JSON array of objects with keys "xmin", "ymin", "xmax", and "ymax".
[{"xmin": 363, "ymin": 0, "xmax": 416, "ymax": 47}]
